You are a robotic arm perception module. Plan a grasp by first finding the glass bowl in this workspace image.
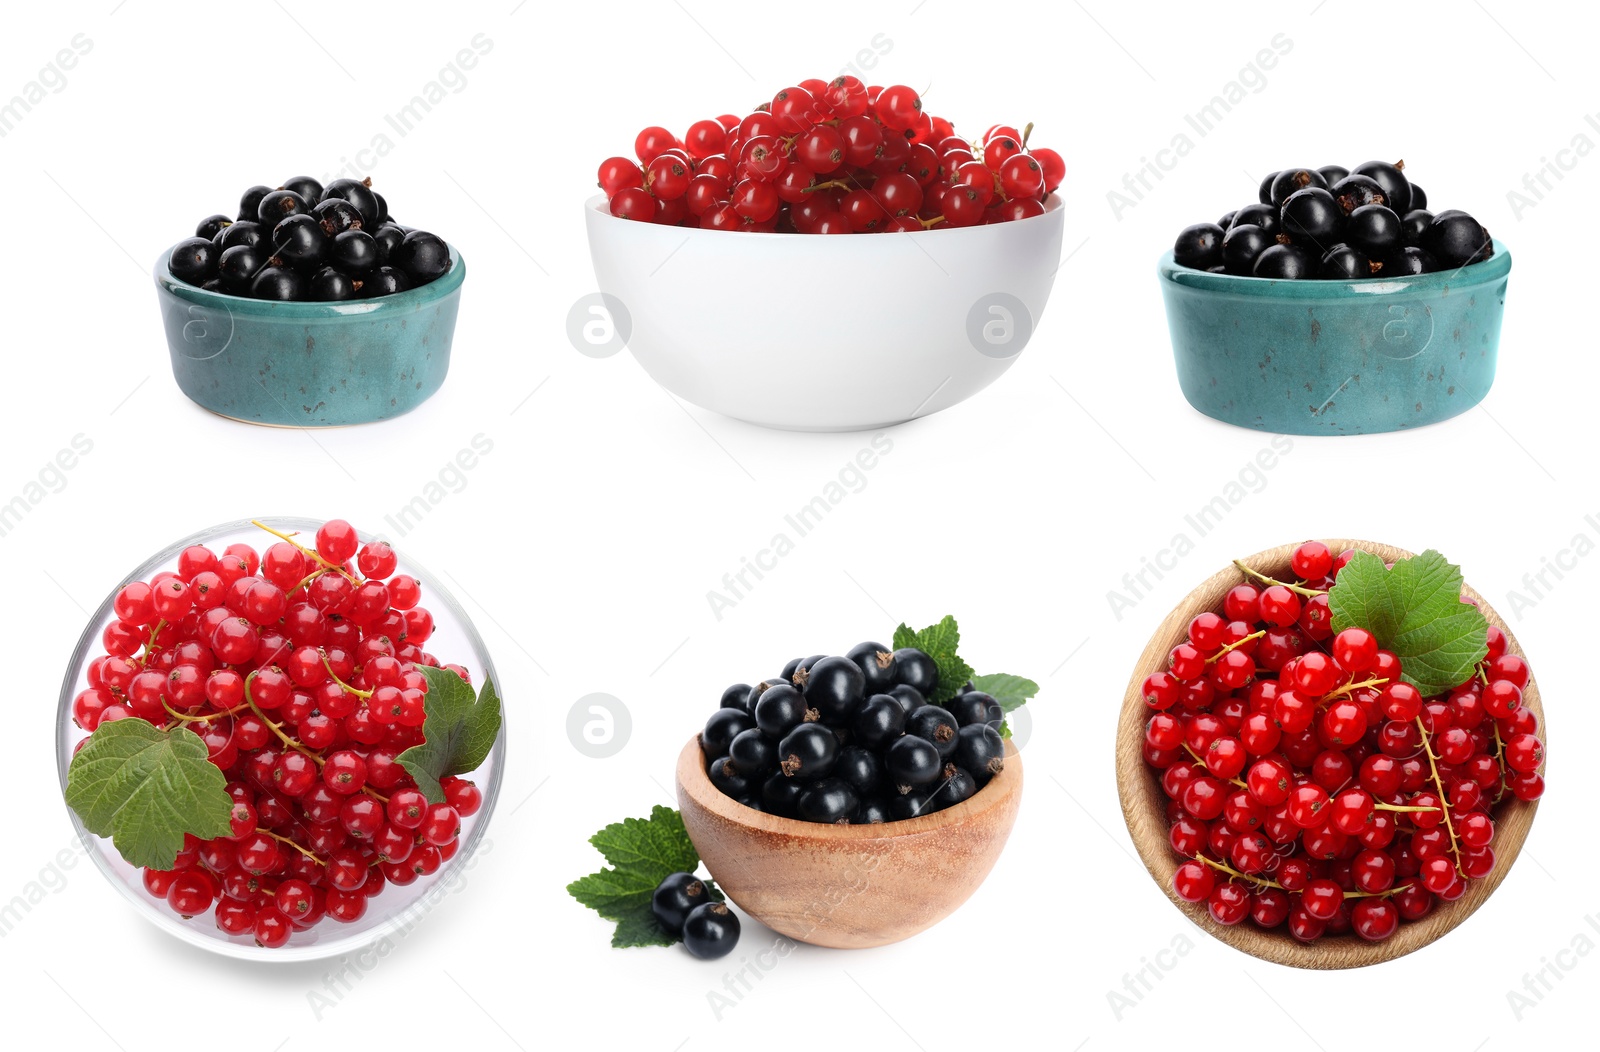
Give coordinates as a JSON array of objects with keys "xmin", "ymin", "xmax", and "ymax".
[{"xmin": 55, "ymin": 516, "xmax": 505, "ymax": 962}]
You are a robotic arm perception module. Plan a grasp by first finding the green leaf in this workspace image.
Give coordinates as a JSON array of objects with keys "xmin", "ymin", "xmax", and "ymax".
[
  {"xmin": 1327, "ymin": 549, "xmax": 1489, "ymax": 697},
  {"xmin": 892, "ymin": 615, "xmax": 975, "ymax": 704},
  {"xmin": 397, "ymin": 667, "xmax": 503, "ymax": 805},
  {"xmin": 567, "ymin": 805, "xmax": 722, "ymax": 948},
  {"xmin": 64, "ymin": 719, "xmax": 234, "ymax": 870},
  {"xmin": 970, "ymin": 672, "xmax": 1039, "ymax": 714}
]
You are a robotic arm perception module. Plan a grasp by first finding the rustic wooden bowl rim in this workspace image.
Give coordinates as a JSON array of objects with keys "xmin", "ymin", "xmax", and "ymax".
[{"xmin": 1116, "ymin": 539, "xmax": 1543, "ymax": 969}]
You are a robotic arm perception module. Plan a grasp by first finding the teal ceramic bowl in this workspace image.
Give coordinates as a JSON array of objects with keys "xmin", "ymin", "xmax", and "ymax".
[
  {"xmin": 1157, "ymin": 241, "xmax": 1511, "ymax": 435},
  {"xmin": 153, "ymin": 245, "xmax": 465, "ymax": 427}
]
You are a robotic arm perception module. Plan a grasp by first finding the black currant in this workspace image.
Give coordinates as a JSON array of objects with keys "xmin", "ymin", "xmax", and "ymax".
[
  {"xmin": 362, "ymin": 266, "xmax": 411, "ymax": 297},
  {"xmin": 780, "ymin": 656, "xmax": 804, "ymax": 681},
  {"xmin": 778, "ymin": 722, "xmax": 837, "ymax": 779},
  {"xmin": 726, "ymin": 728, "xmax": 776, "ymax": 775},
  {"xmin": 753, "ymin": 683, "xmax": 810, "ymax": 739},
  {"xmin": 797, "ymin": 778, "xmax": 860, "ymax": 824},
  {"xmin": 249, "ymin": 265, "xmax": 306, "ymax": 301},
  {"xmin": 893, "ymin": 648, "xmax": 939, "ymax": 696},
  {"xmin": 1401, "ymin": 209, "xmax": 1434, "ymax": 246},
  {"xmin": 369, "ymin": 222, "xmax": 405, "ymax": 265},
  {"xmin": 682, "ymin": 902, "xmax": 740, "ymax": 960},
  {"xmin": 310, "ymin": 267, "xmax": 357, "ymax": 301},
  {"xmin": 195, "ymin": 214, "xmax": 233, "ymax": 240},
  {"xmin": 856, "ymin": 797, "xmax": 892, "ymax": 824},
  {"xmin": 314, "ymin": 198, "xmax": 365, "ymax": 237},
  {"xmin": 1330, "ymin": 174, "xmax": 1388, "ymax": 216},
  {"xmin": 218, "ymin": 244, "xmax": 267, "ymax": 291},
  {"xmin": 200, "ymin": 278, "xmax": 225, "ymax": 293},
  {"xmin": 238, "ymin": 184, "xmax": 273, "ymax": 222},
  {"xmin": 737, "ymin": 796, "xmax": 764, "ymax": 813},
  {"xmin": 853, "ymin": 694, "xmax": 906, "ymax": 751},
  {"xmin": 890, "ymin": 790, "xmax": 934, "ymax": 820},
  {"xmin": 745, "ymin": 678, "xmax": 789, "ymax": 712},
  {"xmin": 393, "ymin": 230, "xmax": 450, "ymax": 283},
  {"xmin": 833, "ymin": 745, "xmax": 883, "ymax": 796},
  {"xmin": 886, "ymin": 735, "xmax": 942, "ymax": 791},
  {"xmin": 929, "ymin": 764, "xmax": 977, "ymax": 809},
  {"xmin": 1319, "ymin": 244, "xmax": 1374, "ymax": 280},
  {"xmin": 1317, "ymin": 164, "xmax": 1350, "ymax": 185},
  {"xmin": 1222, "ymin": 225, "xmax": 1274, "ymax": 275},
  {"xmin": 1345, "ymin": 205, "xmax": 1401, "ymax": 257},
  {"xmin": 1385, "ymin": 246, "xmax": 1437, "ymax": 276},
  {"xmin": 1351, "ymin": 160, "xmax": 1411, "ymax": 215},
  {"xmin": 1422, "ymin": 210, "xmax": 1492, "ymax": 267},
  {"xmin": 271, "ymin": 214, "xmax": 327, "ymax": 268},
  {"xmin": 954, "ymin": 724, "xmax": 1006, "ymax": 786},
  {"xmin": 717, "ymin": 683, "xmax": 751, "ymax": 713},
  {"xmin": 762, "ymin": 771, "xmax": 804, "ymax": 816},
  {"xmin": 650, "ymin": 871, "xmax": 708, "ymax": 935},
  {"xmin": 1257, "ymin": 170, "xmax": 1279, "ymax": 205},
  {"xmin": 1281, "ymin": 187, "xmax": 1344, "ymax": 249},
  {"xmin": 258, "ymin": 189, "xmax": 311, "ymax": 227},
  {"xmin": 846, "ymin": 641, "xmax": 897, "ymax": 692},
  {"xmin": 1269, "ymin": 167, "xmax": 1327, "ymax": 207},
  {"xmin": 707, "ymin": 756, "xmax": 751, "ymax": 798},
  {"xmin": 332, "ymin": 230, "xmax": 380, "ymax": 273},
  {"xmin": 1218, "ymin": 209, "xmax": 1237, "ymax": 229},
  {"xmin": 886, "ymin": 683, "xmax": 925, "ymax": 716},
  {"xmin": 906, "ymin": 705, "xmax": 959, "ymax": 758},
  {"xmin": 944, "ymin": 691, "xmax": 994, "ymax": 728},
  {"xmin": 217, "ymin": 220, "xmax": 266, "ymax": 251},
  {"xmin": 701, "ymin": 708, "xmax": 754, "ymax": 761},
  {"xmin": 1253, "ymin": 243, "xmax": 1318, "ymax": 280},
  {"xmin": 321, "ymin": 177, "xmax": 382, "ymax": 226},
  {"xmin": 1409, "ymin": 182, "xmax": 1427, "ymax": 211},
  {"xmin": 803, "ymin": 656, "xmax": 865, "ymax": 724},
  {"xmin": 169, "ymin": 237, "xmax": 218, "ymax": 284},
  {"xmin": 281, "ymin": 175, "xmax": 324, "ymax": 206},
  {"xmin": 372, "ymin": 190, "xmax": 390, "ymax": 224},
  {"xmin": 1172, "ymin": 222, "xmax": 1225, "ymax": 270},
  {"xmin": 1229, "ymin": 203, "xmax": 1280, "ymax": 238}
]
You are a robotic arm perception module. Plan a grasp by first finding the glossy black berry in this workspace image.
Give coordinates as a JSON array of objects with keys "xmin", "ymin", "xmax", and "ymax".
[
  {"xmin": 1422, "ymin": 209, "xmax": 1492, "ymax": 267},
  {"xmin": 310, "ymin": 266, "xmax": 358, "ymax": 301},
  {"xmin": 1401, "ymin": 209, "xmax": 1434, "ymax": 246},
  {"xmin": 892, "ymin": 649, "xmax": 939, "ymax": 696},
  {"xmin": 1319, "ymin": 244, "xmax": 1374, "ymax": 280},
  {"xmin": 707, "ymin": 756, "xmax": 752, "ymax": 798},
  {"xmin": 372, "ymin": 190, "xmax": 390, "ymax": 224},
  {"xmin": 1409, "ymin": 182, "xmax": 1427, "ymax": 211},
  {"xmin": 1229, "ymin": 202, "xmax": 1280, "ymax": 238},
  {"xmin": 1317, "ymin": 164, "xmax": 1349, "ymax": 185},
  {"xmin": 746, "ymin": 678, "xmax": 789, "ymax": 711},
  {"xmin": 314, "ymin": 198, "xmax": 365, "ymax": 237},
  {"xmin": 238, "ymin": 185, "xmax": 273, "ymax": 222},
  {"xmin": 393, "ymin": 230, "xmax": 450, "ymax": 282},
  {"xmin": 1253, "ymin": 243, "xmax": 1318, "ymax": 280},
  {"xmin": 833, "ymin": 745, "xmax": 883, "ymax": 796},
  {"xmin": 778, "ymin": 722, "xmax": 837, "ymax": 779},
  {"xmin": 218, "ymin": 244, "xmax": 267, "ymax": 291},
  {"xmin": 856, "ymin": 797, "xmax": 892, "ymax": 824},
  {"xmin": 726, "ymin": 728, "xmax": 777, "ymax": 775},
  {"xmin": 281, "ymin": 175, "xmax": 324, "ymax": 206},
  {"xmin": 1330, "ymin": 174, "xmax": 1388, "ymax": 216},
  {"xmin": 195, "ymin": 214, "xmax": 233, "ymax": 240},
  {"xmin": 1173, "ymin": 222, "xmax": 1225, "ymax": 270},
  {"xmin": 797, "ymin": 778, "xmax": 860, "ymax": 823},
  {"xmin": 331, "ymin": 230, "xmax": 380, "ymax": 273},
  {"xmin": 853, "ymin": 693, "xmax": 906, "ymax": 750},
  {"xmin": 886, "ymin": 735, "xmax": 943, "ymax": 790},
  {"xmin": 886, "ymin": 683, "xmax": 925, "ymax": 716},
  {"xmin": 1351, "ymin": 160, "xmax": 1411, "ymax": 215},
  {"xmin": 929, "ymin": 764, "xmax": 977, "ymax": 809},
  {"xmin": 1385, "ymin": 246, "xmax": 1437, "ymax": 276},
  {"xmin": 944, "ymin": 691, "xmax": 994, "ymax": 728},
  {"xmin": 321, "ymin": 178, "xmax": 382, "ymax": 226},
  {"xmin": 1281, "ymin": 187, "xmax": 1344, "ymax": 249},
  {"xmin": 890, "ymin": 790, "xmax": 934, "ymax": 820},
  {"xmin": 702, "ymin": 708, "xmax": 754, "ymax": 761},
  {"xmin": 954, "ymin": 724, "xmax": 1006, "ymax": 786},
  {"xmin": 650, "ymin": 871, "xmax": 708, "ymax": 936},
  {"xmin": 249, "ymin": 265, "xmax": 306, "ymax": 301},
  {"xmin": 1269, "ymin": 167, "xmax": 1327, "ymax": 207},
  {"xmin": 169, "ymin": 237, "xmax": 218, "ymax": 284},
  {"xmin": 217, "ymin": 220, "xmax": 266, "ymax": 251},
  {"xmin": 762, "ymin": 771, "xmax": 804, "ymax": 816},
  {"xmin": 906, "ymin": 705, "xmax": 959, "ymax": 758},
  {"xmin": 779, "ymin": 656, "xmax": 805, "ymax": 681},
  {"xmin": 1218, "ymin": 209, "xmax": 1237, "ymax": 229},
  {"xmin": 1257, "ymin": 170, "xmax": 1279, "ymax": 205},
  {"xmin": 846, "ymin": 641, "xmax": 897, "ymax": 692},
  {"xmin": 271, "ymin": 214, "xmax": 326, "ymax": 268},
  {"xmin": 257, "ymin": 189, "xmax": 311, "ymax": 227},
  {"xmin": 1222, "ymin": 225, "xmax": 1274, "ymax": 275},
  {"xmin": 362, "ymin": 266, "xmax": 410, "ymax": 297},
  {"xmin": 753, "ymin": 683, "xmax": 810, "ymax": 739},
  {"xmin": 803, "ymin": 655, "xmax": 866, "ymax": 723},
  {"xmin": 682, "ymin": 902, "xmax": 740, "ymax": 960},
  {"xmin": 1345, "ymin": 205, "xmax": 1401, "ymax": 257}
]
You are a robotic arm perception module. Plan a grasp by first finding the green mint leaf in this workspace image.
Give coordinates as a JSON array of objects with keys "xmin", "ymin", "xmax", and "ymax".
[
  {"xmin": 1327, "ymin": 549, "xmax": 1489, "ymax": 697},
  {"xmin": 970, "ymin": 672, "xmax": 1039, "ymax": 715},
  {"xmin": 397, "ymin": 666, "xmax": 503, "ymax": 805},
  {"xmin": 64, "ymin": 719, "xmax": 234, "ymax": 870},
  {"xmin": 892, "ymin": 615, "xmax": 975, "ymax": 704},
  {"xmin": 567, "ymin": 805, "xmax": 722, "ymax": 948}
]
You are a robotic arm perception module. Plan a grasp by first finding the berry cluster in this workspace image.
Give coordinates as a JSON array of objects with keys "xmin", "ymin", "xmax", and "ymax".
[
  {"xmin": 1174, "ymin": 161, "xmax": 1493, "ymax": 279},
  {"xmin": 651, "ymin": 873, "xmax": 740, "ymax": 959},
  {"xmin": 70, "ymin": 520, "xmax": 482, "ymax": 948},
  {"xmin": 702, "ymin": 643, "xmax": 1007, "ymax": 822},
  {"xmin": 167, "ymin": 176, "xmax": 451, "ymax": 301},
  {"xmin": 598, "ymin": 78, "xmax": 1064, "ymax": 232},
  {"xmin": 1141, "ymin": 542, "xmax": 1544, "ymax": 943}
]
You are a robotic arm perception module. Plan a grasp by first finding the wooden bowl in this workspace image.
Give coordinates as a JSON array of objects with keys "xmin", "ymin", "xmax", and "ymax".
[
  {"xmin": 1116, "ymin": 540, "xmax": 1543, "ymax": 969},
  {"xmin": 676, "ymin": 735, "xmax": 1023, "ymax": 948}
]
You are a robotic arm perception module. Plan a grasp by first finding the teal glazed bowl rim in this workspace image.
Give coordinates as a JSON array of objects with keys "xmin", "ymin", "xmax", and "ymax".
[
  {"xmin": 153, "ymin": 241, "xmax": 466, "ymax": 316},
  {"xmin": 1157, "ymin": 239, "xmax": 1510, "ymax": 297}
]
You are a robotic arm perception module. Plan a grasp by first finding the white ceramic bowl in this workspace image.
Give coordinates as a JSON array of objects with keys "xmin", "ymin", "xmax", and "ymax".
[
  {"xmin": 584, "ymin": 194, "xmax": 1066, "ymax": 431},
  {"xmin": 55, "ymin": 517, "xmax": 505, "ymax": 962}
]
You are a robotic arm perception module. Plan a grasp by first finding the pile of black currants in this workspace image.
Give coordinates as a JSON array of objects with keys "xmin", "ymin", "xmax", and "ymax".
[
  {"xmin": 166, "ymin": 176, "xmax": 452, "ymax": 301},
  {"xmin": 701, "ymin": 643, "xmax": 1008, "ymax": 824},
  {"xmin": 1173, "ymin": 160, "xmax": 1493, "ymax": 280}
]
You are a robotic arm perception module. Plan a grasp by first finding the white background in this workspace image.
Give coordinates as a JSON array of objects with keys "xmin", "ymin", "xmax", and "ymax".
[{"xmin": 2, "ymin": 0, "xmax": 1596, "ymax": 1049}]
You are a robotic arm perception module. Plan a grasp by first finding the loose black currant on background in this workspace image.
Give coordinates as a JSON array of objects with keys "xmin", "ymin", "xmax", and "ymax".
[
  {"xmin": 1253, "ymin": 243, "xmax": 1318, "ymax": 279},
  {"xmin": 651, "ymin": 872, "xmax": 708, "ymax": 935},
  {"xmin": 321, "ymin": 177, "xmax": 382, "ymax": 226},
  {"xmin": 217, "ymin": 220, "xmax": 265, "ymax": 251},
  {"xmin": 1345, "ymin": 204, "xmax": 1401, "ymax": 257},
  {"xmin": 886, "ymin": 735, "xmax": 942, "ymax": 790},
  {"xmin": 702, "ymin": 708, "xmax": 754, "ymax": 761},
  {"xmin": 1281, "ymin": 187, "xmax": 1344, "ymax": 248},
  {"xmin": 169, "ymin": 237, "xmax": 218, "ymax": 283},
  {"xmin": 944, "ymin": 691, "xmax": 994, "ymax": 728},
  {"xmin": 778, "ymin": 723, "xmax": 838, "ymax": 779},
  {"xmin": 887, "ymin": 683, "xmax": 926, "ymax": 716},
  {"xmin": 238, "ymin": 184, "xmax": 273, "ymax": 222},
  {"xmin": 1317, "ymin": 164, "xmax": 1349, "ymax": 185},
  {"xmin": 719, "ymin": 683, "xmax": 753, "ymax": 712},
  {"xmin": 363, "ymin": 266, "xmax": 411, "ymax": 297},
  {"xmin": 271, "ymin": 214, "xmax": 326, "ymax": 267},
  {"xmin": 803, "ymin": 656, "xmax": 866, "ymax": 723},
  {"xmin": 834, "ymin": 745, "xmax": 884, "ymax": 796},
  {"xmin": 1320, "ymin": 244, "xmax": 1375, "ymax": 280},
  {"xmin": 1386, "ymin": 246, "xmax": 1437, "ymax": 276},
  {"xmin": 1229, "ymin": 202, "xmax": 1280, "ymax": 238},
  {"xmin": 332, "ymin": 230, "xmax": 380, "ymax": 273},
  {"xmin": 1173, "ymin": 222, "xmax": 1225, "ymax": 270},
  {"xmin": 954, "ymin": 724, "xmax": 1006, "ymax": 785},
  {"xmin": 846, "ymin": 641, "xmax": 897, "ymax": 692},
  {"xmin": 754, "ymin": 683, "xmax": 810, "ymax": 739},
  {"xmin": 219, "ymin": 244, "xmax": 267, "ymax": 291},
  {"xmin": 1222, "ymin": 225, "xmax": 1273, "ymax": 275},
  {"xmin": 1330, "ymin": 174, "xmax": 1387, "ymax": 215},
  {"xmin": 258, "ymin": 189, "xmax": 311, "ymax": 227},
  {"xmin": 893, "ymin": 649, "xmax": 939, "ymax": 695},
  {"xmin": 1402, "ymin": 209, "xmax": 1434, "ymax": 245},
  {"xmin": 907, "ymin": 705, "xmax": 959, "ymax": 758},
  {"xmin": 857, "ymin": 797, "xmax": 892, "ymax": 824},
  {"xmin": 250, "ymin": 266, "xmax": 306, "ymax": 301},
  {"xmin": 707, "ymin": 756, "xmax": 751, "ymax": 798},
  {"xmin": 797, "ymin": 778, "xmax": 860, "ymax": 823},
  {"xmin": 195, "ymin": 214, "xmax": 233, "ymax": 240},
  {"xmin": 281, "ymin": 175, "xmax": 324, "ymax": 206},
  {"xmin": 310, "ymin": 267, "xmax": 358, "ymax": 301},
  {"xmin": 682, "ymin": 902, "xmax": 740, "ymax": 960},
  {"xmin": 1351, "ymin": 160, "xmax": 1411, "ymax": 215},
  {"xmin": 394, "ymin": 230, "xmax": 451, "ymax": 281},
  {"xmin": 1422, "ymin": 209, "xmax": 1492, "ymax": 267},
  {"xmin": 727, "ymin": 728, "xmax": 776, "ymax": 775},
  {"xmin": 1269, "ymin": 167, "xmax": 1327, "ymax": 207},
  {"xmin": 929, "ymin": 764, "xmax": 977, "ymax": 809},
  {"xmin": 314, "ymin": 198, "xmax": 365, "ymax": 237},
  {"xmin": 853, "ymin": 694, "xmax": 906, "ymax": 750}
]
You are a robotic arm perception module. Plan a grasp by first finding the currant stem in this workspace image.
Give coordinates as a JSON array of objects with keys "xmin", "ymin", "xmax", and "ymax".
[
  {"xmin": 1194, "ymin": 853, "xmax": 1282, "ymax": 890},
  {"xmin": 1232, "ymin": 559, "xmax": 1327, "ymax": 598},
  {"xmin": 1491, "ymin": 720, "xmax": 1509, "ymax": 804},
  {"xmin": 1374, "ymin": 802, "xmax": 1442, "ymax": 814},
  {"xmin": 162, "ymin": 700, "xmax": 249, "ymax": 723},
  {"xmin": 1021, "ymin": 121, "xmax": 1034, "ymax": 148},
  {"xmin": 1321, "ymin": 676, "xmax": 1389, "ymax": 702},
  {"xmin": 1414, "ymin": 715, "xmax": 1466, "ymax": 878},
  {"xmin": 1206, "ymin": 630, "xmax": 1265, "ymax": 664},
  {"xmin": 243, "ymin": 672, "xmax": 324, "ymax": 768},
  {"xmin": 261, "ymin": 829, "xmax": 324, "ymax": 865},
  {"xmin": 250, "ymin": 520, "xmax": 358, "ymax": 582},
  {"xmin": 321, "ymin": 652, "xmax": 373, "ymax": 699},
  {"xmin": 136, "ymin": 619, "xmax": 168, "ymax": 666},
  {"xmin": 1182, "ymin": 743, "xmax": 1246, "ymax": 789}
]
